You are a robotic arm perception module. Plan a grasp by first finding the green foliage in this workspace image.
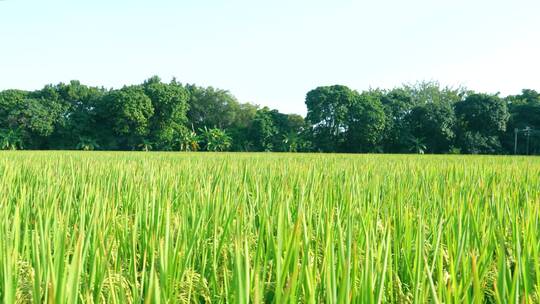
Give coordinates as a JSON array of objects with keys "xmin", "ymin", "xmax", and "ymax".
[
  {"xmin": 175, "ymin": 128, "xmax": 200, "ymax": 151},
  {"xmin": 407, "ymin": 102, "xmax": 456, "ymax": 153},
  {"xmin": 137, "ymin": 139, "xmax": 153, "ymax": 152},
  {"xmin": 100, "ymin": 85, "xmax": 154, "ymax": 149},
  {"xmin": 143, "ymin": 76, "xmax": 190, "ymax": 149},
  {"xmin": 198, "ymin": 127, "xmax": 232, "ymax": 152},
  {"xmin": 407, "ymin": 135, "xmax": 426, "ymax": 154},
  {"xmin": 306, "ymin": 86, "xmax": 386, "ymax": 152},
  {"xmin": 344, "ymin": 90, "xmax": 386, "ymax": 152},
  {"xmin": 503, "ymin": 90, "xmax": 540, "ymax": 154},
  {"xmin": 379, "ymin": 82, "xmax": 466, "ymax": 153},
  {"xmin": 186, "ymin": 85, "xmax": 250, "ymax": 130},
  {"xmin": 248, "ymin": 107, "xmax": 278, "ymax": 151},
  {"xmin": 51, "ymin": 81, "xmax": 106, "ymax": 149},
  {"xmin": 245, "ymin": 108, "xmax": 311, "ymax": 152},
  {"xmin": 380, "ymin": 88, "xmax": 416, "ymax": 153},
  {"xmin": 402, "ymin": 81, "xmax": 467, "ymax": 105},
  {"xmin": 455, "ymin": 93, "xmax": 510, "ymax": 154},
  {"xmin": 0, "ymin": 90, "xmax": 28, "ymax": 127},
  {"xmin": 0, "ymin": 78, "xmax": 539, "ymax": 154},
  {"xmin": 76, "ymin": 137, "xmax": 99, "ymax": 151},
  {"xmin": 455, "ymin": 93, "xmax": 509, "ymax": 135},
  {"xmin": 458, "ymin": 131, "xmax": 503, "ymax": 154},
  {"xmin": 8, "ymin": 98, "xmax": 60, "ymax": 137},
  {"xmin": 0, "ymin": 86, "xmax": 67, "ymax": 149},
  {"xmin": 305, "ymin": 85, "xmax": 356, "ymax": 151},
  {"xmin": 0, "ymin": 129, "xmax": 23, "ymax": 150},
  {"xmin": 281, "ymin": 131, "xmax": 313, "ymax": 152}
]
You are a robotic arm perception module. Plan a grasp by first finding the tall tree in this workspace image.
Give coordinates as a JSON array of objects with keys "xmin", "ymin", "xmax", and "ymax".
[
  {"xmin": 49, "ymin": 81, "xmax": 105, "ymax": 149},
  {"xmin": 343, "ymin": 91, "xmax": 386, "ymax": 153},
  {"xmin": 503, "ymin": 89, "xmax": 540, "ymax": 154},
  {"xmin": 97, "ymin": 85, "xmax": 154, "ymax": 150},
  {"xmin": 0, "ymin": 86, "xmax": 67, "ymax": 149},
  {"xmin": 380, "ymin": 88, "xmax": 416, "ymax": 153},
  {"xmin": 0, "ymin": 90, "xmax": 28, "ymax": 126},
  {"xmin": 455, "ymin": 93, "xmax": 509, "ymax": 154},
  {"xmin": 305, "ymin": 85, "xmax": 357, "ymax": 152},
  {"xmin": 407, "ymin": 102, "xmax": 456, "ymax": 153},
  {"xmin": 186, "ymin": 84, "xmax": 243, "ymax": 129},
  {"xmin": 382, "ymin": 81, "xmax": 465, "ymax": 153},
  {"xmin": 248, "ymin": 107, "xmax": 278, "ymax": 151},
  {"xmin": 143, "ymin": 76, "xmax": 189, "ymax": 150},
  {"xmin": 222, "ymin": 102, "xmax": 258, "ymax": 151}
]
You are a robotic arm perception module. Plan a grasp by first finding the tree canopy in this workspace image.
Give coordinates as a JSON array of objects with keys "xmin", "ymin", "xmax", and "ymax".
[{"xmin": 0, "ymin": 78, "xmax": 538, "ymax": 154}]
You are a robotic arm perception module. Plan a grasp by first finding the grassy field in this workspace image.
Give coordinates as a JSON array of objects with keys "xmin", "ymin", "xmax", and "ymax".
[{"xmin": 0, "ymin": 152, "xmax": 539, "ymax": 303}]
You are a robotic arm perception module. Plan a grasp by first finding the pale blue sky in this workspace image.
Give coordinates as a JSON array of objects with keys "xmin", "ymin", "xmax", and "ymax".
[{"xmin": 1, "ymin": 0, "xmax": 539, "ymax": 114}]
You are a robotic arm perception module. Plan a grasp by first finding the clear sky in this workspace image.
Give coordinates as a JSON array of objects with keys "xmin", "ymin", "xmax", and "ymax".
[{"xmin": 1, "ymin": 0, "xmax": 539, "ymax": 115}]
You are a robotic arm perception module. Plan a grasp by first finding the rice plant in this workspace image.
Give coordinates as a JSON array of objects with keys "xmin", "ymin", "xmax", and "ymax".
[{"xmin": 0, "ymin": 151, "xmax": 539, "ymax": 303}]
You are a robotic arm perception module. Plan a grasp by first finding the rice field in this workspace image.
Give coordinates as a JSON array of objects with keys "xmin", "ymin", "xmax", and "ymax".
[{"xmin": 0, "ymin": 152, "xmax": 539, "ymax": 303}]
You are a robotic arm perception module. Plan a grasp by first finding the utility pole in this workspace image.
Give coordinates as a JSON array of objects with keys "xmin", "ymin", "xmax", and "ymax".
[
  {"xmin": 525, "ymin": 126, "xmax": 531, "ymax": 155},
  {"xmin": 514, "ymin": 128, "xmax": 518, "ymax": 155},
  {"xmin": 515, "ymin": 127, "xmax": 537, "ymax": 155}
]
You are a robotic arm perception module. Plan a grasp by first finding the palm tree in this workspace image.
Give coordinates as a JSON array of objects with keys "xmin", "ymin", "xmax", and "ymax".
[
  {"xmin": 138, "ymin": 140, "xmax": 153, "ymax": 152},
  {"xmin": 408, "ymin": 135, "xmax": 426, "ymax": 154},
  {"xmin": 0, "ymin": 129, "xmax": 23, "ymax": 150},
  {"xmin": 76, "ymin": 137, "xmax": 99, "ymax": 151},
  {"xmin": 282, "ymin": 132, "xmax": 299, "ymax": 152},
  {"xmin": 199, "ymin": 127, "xmax": 231, "ymax": 152},
  {"xmin": 176, "ymin": 128, "xmax": 200, "ymax": 151}
]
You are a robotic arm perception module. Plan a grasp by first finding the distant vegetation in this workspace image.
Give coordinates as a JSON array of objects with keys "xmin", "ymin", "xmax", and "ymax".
[{"xmin": 1, "ymin": 77, "xmax": 539, "ymax": 154}]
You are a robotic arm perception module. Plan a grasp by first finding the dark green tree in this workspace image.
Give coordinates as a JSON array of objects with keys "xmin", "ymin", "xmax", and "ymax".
[
  {"xmin": 0, "ymin": 86, "xmax": 67, "ymax": 149},
  {"xmin": 380, "ymin": 82, "xmax": 466, "ymax": 153},
  {"xmin": 97, "ymin": 85, "xmax": 154, "ymax": 150},
  {"xmin": 0, "ymin": 90, "xmax": 28, "ymax": 127},
  {"xmin": 50, "ymin": 81, "xmax": 105, "ymax": 149},
  {"xmin": 380, "ymin": 88, "xmax": 416, "ymax": 153},
  {"xmin": 343, "ymin": 91, "xmax": 386, "ymax": 153},
  {"xmin": 186, "ymin": 85, "xmax": 242, "ymax": 129},
  {"xmin": 503, "ymin": 89, "xmax": 540, "ymax": 154},
  {"xmin": 455, "ymin": 93, "xmax": 509, "ymax": 154},
  {"xmin": 76, "ymin": 136, "xmax": 100, "ymax": 151},
  {"xmin": 143, "ymin": 76, "xmax": 190, "ymax": 150},
  {"xmin": 305, "ymin": 85, "xmax": 357, "ymax": 152},
  {"xmin": 248, "ymin": 107, "xmax": 278, "ymax": 151},
  {"xmin": 407, "ymin": 102, "xmax": 456, "ymax": 153},
  {"xmin": 0, "ymin": 128, "xmax": 24, "ymax": 150},
  {"xmin": 221, "ymin": 102, "xmax": 258, "ymax": 151}
]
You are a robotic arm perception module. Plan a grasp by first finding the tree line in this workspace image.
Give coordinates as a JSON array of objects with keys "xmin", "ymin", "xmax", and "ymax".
[{"xmin": 1, "ymin": 76, "xmax": 539, "ymax": 154}]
